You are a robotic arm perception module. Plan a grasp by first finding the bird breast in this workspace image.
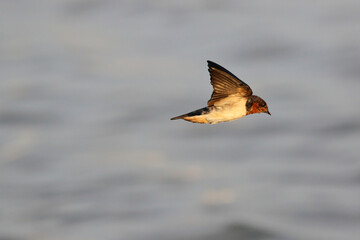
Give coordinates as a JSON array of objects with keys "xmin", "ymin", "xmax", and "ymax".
[{"xmin": 206, "ymin": 97, "xmax": 248, "ymax": 123}]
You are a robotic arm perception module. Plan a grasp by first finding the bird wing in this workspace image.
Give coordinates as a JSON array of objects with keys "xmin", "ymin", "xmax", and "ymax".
[{"xmin": 207, "ymin": 61, "xmax": 253, "ymax": 106}]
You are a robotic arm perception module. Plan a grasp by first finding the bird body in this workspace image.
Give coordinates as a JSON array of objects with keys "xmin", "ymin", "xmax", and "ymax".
[{"xmin": 171, "ymin": 61, "xmax": 270, "ymax": 124}]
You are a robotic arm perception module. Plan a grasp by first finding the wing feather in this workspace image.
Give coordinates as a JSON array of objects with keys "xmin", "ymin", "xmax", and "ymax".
[{"xmin": 207, "ymin": 61, "xmax": 253, "ymax": 106}]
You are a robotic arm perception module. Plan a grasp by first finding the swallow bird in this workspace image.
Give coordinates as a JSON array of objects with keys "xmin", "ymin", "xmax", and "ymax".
[{"xmin": 171, "ymin": 61, "xmax": 270, "ymax": 124}]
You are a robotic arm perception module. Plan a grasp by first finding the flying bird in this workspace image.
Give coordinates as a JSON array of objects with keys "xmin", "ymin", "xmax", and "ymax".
[{"xmin": 171, "ymin": 61, "xmax": 270, "ymax": 124}]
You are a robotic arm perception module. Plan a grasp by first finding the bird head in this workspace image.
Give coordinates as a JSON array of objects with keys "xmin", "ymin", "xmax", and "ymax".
[{"xmin": 246, "ymin": 96, "xmax": 271, "ymax": 116}]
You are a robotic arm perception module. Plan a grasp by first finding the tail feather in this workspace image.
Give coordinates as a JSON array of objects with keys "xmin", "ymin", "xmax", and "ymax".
[
  {"xmin": 170, "ymin": 115, "xmax": 186, "ymax": 120},
  {"xmin": 171, "ymin": 107, "xmax": 210, "ymax": 120}
]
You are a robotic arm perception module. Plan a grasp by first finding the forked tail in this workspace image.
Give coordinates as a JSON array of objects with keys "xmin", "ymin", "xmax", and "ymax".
[{"xmin": 171, "ymin": 107, "xmax": 210, "ymax": 120}]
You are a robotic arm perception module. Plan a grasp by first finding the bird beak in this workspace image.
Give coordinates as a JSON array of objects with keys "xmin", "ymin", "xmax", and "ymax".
[{"xmin": 266, "ymin": 110, "xmax": 271, "ymax": 115}]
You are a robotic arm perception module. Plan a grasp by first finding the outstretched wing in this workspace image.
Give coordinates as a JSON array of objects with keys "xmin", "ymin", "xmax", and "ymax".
[{"xmin": 207, "ymin": 61, "xmax": 253, "ymax": 106}]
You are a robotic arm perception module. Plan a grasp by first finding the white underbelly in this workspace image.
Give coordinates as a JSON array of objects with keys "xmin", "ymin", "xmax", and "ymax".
[{"xmin": 206, "ymin": 103, "xmax": 247, "ymax": 124}]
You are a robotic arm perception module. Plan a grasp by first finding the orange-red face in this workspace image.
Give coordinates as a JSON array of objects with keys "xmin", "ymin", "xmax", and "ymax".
[{"xmin": 246, "ymin": 96, "xmax": 270, "ymax": 115}]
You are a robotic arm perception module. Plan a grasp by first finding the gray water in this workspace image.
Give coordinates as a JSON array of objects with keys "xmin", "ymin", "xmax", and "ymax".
[{"xmin": 0, "ymin": 1, "xmax": 360, "ymax": 240}]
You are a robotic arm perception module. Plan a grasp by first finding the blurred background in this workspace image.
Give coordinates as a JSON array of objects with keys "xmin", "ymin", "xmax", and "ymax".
[{"xmin": 0, "ymin": 1, "xmax": 359, "ymax": 240}]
